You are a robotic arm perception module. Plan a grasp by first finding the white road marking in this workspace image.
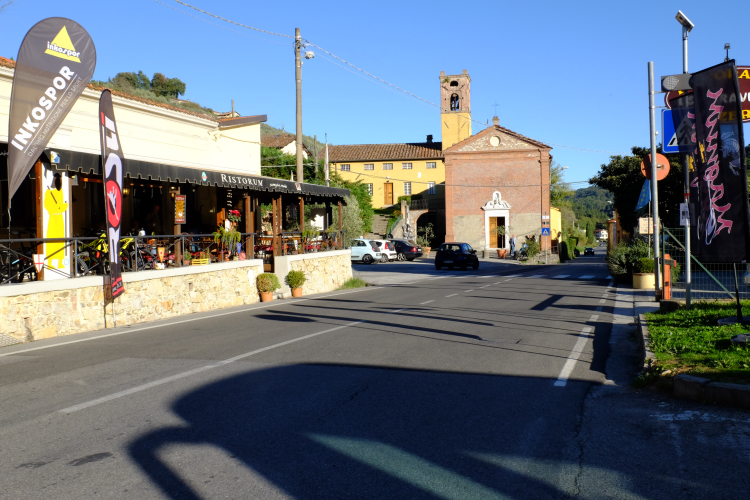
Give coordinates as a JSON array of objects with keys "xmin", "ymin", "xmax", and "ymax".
[
  {"xmin": 464, "ymin": 290, "xmax": 474, "ymax": 293},
  {"xmin": 59, "ymin": 308, "xmax": 409, "ymax": 414},
  {"xmin": 494, "ymin": 282, "xmax": 503, "ymax": 285},
  {"xmin": 446, "ymin": 293, "xmax": 458, "ymax": 297},
  {"xmin": 554, "ymin": 327, "xmax": 593, "ymax": 387},
  {"xmin": 599, "ymin": 299, "xmax": 606, "ymax": 303},
  {"xmin": 595, "ymin": 306, "xmax": 603, "ymax": 312},
  {"xmin": 478, "ymin": 285, "xmax": 491, "ymax": 289},
  {"xmin": 606, "ymin": 276, "xmax": 612, "ymax": 279},
  {"xmin": 552, "ymin": 275, "xmax": 570, "ymax": 279},
  {"xmin": 527, "ymin": 275, "xmax": 546, "ymax": 278},
  {"xmin": 578, "ymin": 275, "xmax": 595, "ymax": 279},
  {"xmin": 505, "ymin": 275, "xmax": 521, "ymax": 277},
  {"xmin": 589, "ymin": 315, "xmax": 599, "ymax": 321},
  {"xmin": 420, "ymin": 300, "xmax": 434, "ymax": 305}
]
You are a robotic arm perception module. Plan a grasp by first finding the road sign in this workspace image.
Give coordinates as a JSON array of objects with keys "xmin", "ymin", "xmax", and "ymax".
[
  {"xmin": 541, "ymin": 227, "xmax": 551, "ymax": 236},
  {"xmin": 662, "ymin": 110, "xmax": 679, "ymax": 153},
  {"xmin": 640, "ymin": 153, "xmax": 670, "ymax": 180}
]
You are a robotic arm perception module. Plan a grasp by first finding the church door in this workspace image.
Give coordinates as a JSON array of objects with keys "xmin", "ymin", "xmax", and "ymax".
[
  {"xmin": 488, "ymin": 217, "xmax": 506, "ymax": 248},
  {"xmin": 384, "ymin": 183, "xmax": 393, "ymax": 206}
]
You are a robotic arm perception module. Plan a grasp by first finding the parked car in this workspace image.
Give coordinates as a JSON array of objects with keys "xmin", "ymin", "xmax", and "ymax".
[
  {"xmin": 372, "ymin": 240, "xmax": 398, "ymax": 262},
  {"xmin": 584, "ymin": 247, "xmax": 595, "ymax": 256},
  {"xmin": 435, "ymin": 242, "xmax": 479, "ymax": 270},
  {"xmin": 350, "ymin": 239, "xmax": 383, "ymax": 264},
  {"xmin": 389, "ymin": 239, "xmax": 423, "ymax": 261}
]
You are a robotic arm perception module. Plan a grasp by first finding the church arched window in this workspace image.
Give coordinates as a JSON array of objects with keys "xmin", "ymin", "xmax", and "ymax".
[
  {"xmin": 450, "ymin": 81, "xmax": 458, "ymax": 87},
  {"xmin": 450, "ymin": 94, "xmax": 460, "ymax": 111}
]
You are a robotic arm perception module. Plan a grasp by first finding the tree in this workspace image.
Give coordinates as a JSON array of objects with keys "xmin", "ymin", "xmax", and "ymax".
[
  {"xmin": 550, "ymin": 160, "xmax": 573, "ymax": 207},
  {"xmin": 589, "ymin": 146, "xmax": 684, "ymax": 240},
  {"xmin": 586, "ymin": 219, "xmax": 596, "ymax": 245},
  {"xmin": 150, "ymin": 72, "xmax": 186, "ymax": 98},
  {"xmin": 340, "ymin": 195, "xmax": 364, "ymax": 247}
]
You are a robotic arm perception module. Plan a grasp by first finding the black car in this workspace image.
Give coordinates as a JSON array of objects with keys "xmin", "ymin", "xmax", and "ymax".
[
  {"xmin": 584, "ymin": 247, "xmax": 595, "ymax": 256},
  {"xmin": 435, "ymin": 242, "xmax": 479, "ymax": 270},
  {"xmin": 388, "ymin": 239, "xmax": 423, "ymax": 261}
]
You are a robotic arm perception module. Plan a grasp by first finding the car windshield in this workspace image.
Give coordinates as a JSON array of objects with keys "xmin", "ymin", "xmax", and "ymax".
[
  {"xmin": 461, "ymin": 244, "xmax": 473, "ymax": 252},
  {"xmin": 440, "ymin": 244, "xmax": 462, "ymax": 252}
]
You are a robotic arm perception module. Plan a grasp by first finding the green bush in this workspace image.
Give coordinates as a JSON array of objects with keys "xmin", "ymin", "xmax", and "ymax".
[
  {"xmin": 397, "ymin": 195, "xmax": 412, "ymax": 204},
  {"xmin": 606, "ymin": 239, "xmax": 652, "ymax": 280},
  {"xmin": 256, "ymin": 273, "xmax": 281, "ymax": 293},
  {"xmin": 633, "ymin": 257, "xmax": 655, "ymax": 274},
  {"xmin": 559, "ymin": 241, "xmax": 569, "ymax": 262},
  {"xmin": 338, "ymin": 277, "xmax": 368, "ymax": 289},
  {"xmin": 567, "ymin": 237, "xmax": 578, "ymax": 259},
  {"xmin": 286, "ymin": 270, "xmax": 306, "ymax": 289},
  {"xmin": 527, "ymin": 240, "xmax": 541, "ymax": 259}
]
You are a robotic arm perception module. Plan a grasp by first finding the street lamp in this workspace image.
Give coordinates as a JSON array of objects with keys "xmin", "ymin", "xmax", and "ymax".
[{"xmin": 725, "ymin": 43, "xmax": 731, "ymax": 62}]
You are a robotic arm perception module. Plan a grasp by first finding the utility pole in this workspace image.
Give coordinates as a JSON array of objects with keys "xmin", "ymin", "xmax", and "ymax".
[
  {"xmin": 313, "ymin": 134, "xmax": 317, "ymax": 179},
  {"xmin": 682, "ymin": 23, "xmax": 692, "ymax": 308},
  {"xmin": 648, "ymin": 61, "xmax": 662, "ymax": 298},
  {"xmin": 295, "ymin": 27, "xmax": 304, "ymax": 184},
  {"xmin": 325, "ymin": 133, "xmax": 329, "ymax": 187},
  {"xmin": 231, "ymin": 99, "xmax": 235, "ymax": 117}
]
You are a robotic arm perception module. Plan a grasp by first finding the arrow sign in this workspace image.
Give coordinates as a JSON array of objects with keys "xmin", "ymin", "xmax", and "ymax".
[{"xmin": 662, "ymin": 110, "xmax": 679, "ymax": 153}]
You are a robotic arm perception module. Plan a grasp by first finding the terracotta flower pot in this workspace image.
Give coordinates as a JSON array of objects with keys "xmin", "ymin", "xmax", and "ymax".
[
  {"xmin": 260, "ymin": 291, "xmax": 274, "ymax": 302},
  {"xmin": 291, "ymin": 288, "xmax": 303, "ymax": 298},
  {"xmin": 497, "ymin": 249, "xmax": 507, "ymax": 258},
  {"xmin": 423, "ymin": 247, "xmax": 431, "ymax": 256},
  {"xmin": 633, "ymin": 273, "xmax": 655, "ymax": 289}
]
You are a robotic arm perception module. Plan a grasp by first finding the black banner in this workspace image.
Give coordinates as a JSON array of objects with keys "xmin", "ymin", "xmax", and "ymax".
[
  {"xmin": 689, "ymin": 61, "xmax": 750, "ymax": 262},
  {"xmin": 669, "ymin": 91, "xmax": 701, "ymax": 246},
  {"xmin": 6, "ymin": 18, "xmax": 96, "ymax": 201},
  {"xmin": 99, "ymin": 90, "xmax": 124, "ymax": 299}
]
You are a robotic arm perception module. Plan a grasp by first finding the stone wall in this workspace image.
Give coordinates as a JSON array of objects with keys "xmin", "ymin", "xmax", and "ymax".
[
  {"xmin": 286, "ymin": 250, "xmax": 353, "ymax": 295},
  {"xmin": 453, "ymin": 215, "xmax": 484, "ymax": 249},
  {"xmin": 0, "ymin": 260, "xmax": 263, "ymax": 343}
]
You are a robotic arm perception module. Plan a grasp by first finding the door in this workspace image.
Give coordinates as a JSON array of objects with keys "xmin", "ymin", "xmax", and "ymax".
[
  {"xmin": 384, "ymin": 183, "xmax": 393, "ymax": 205},
  {"xmin": 350, "ymin": 240, "xmax": 364, "ymax": 260},
  {"xmin": 489, "ymin": 217, "xmax": 498, "ymax": 248},
  {"xmin": 497, "ymin": 216, "xmax": 506, "ymax": 248}
]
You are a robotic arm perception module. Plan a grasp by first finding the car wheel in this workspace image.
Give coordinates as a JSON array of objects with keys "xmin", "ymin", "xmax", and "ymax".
[
  {"xmin": 472, "ymin": 262, "xmax": 479, "ymax": 270},
  {"xmin": 380, "ymin": 254, "xmax": 388, "ymax": 263},
  {"xmin": 363, "ymin": 254, "xmax": 374, "ymax": 264},
  {"xmin": 435, "ymin": 264, "xmax": 441, "ymax": 270},
  {"xmin": 460, "ymin": 264, "xmax": 467, "ymax": 271},
  {"xmin": 397, "ymin": 253, "xmax": 407, "ymax": 261}
]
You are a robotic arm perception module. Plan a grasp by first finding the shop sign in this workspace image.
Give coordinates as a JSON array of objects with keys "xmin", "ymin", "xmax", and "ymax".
[
  {"xmin": 175, "ymin": 194, "xmax": 186, "ymax": 224},
  {"xmin": 638, "ymin": 217, "xmax": 653, "ymax": 235},
  {"xmin": 739, "ymin": 66, "xmax": 750, "ymax": 122}
]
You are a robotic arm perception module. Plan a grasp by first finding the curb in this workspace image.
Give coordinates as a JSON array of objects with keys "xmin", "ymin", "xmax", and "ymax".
[{"xmin": 637, "ymin": 313, "xmax": 750, "ymax": 410}]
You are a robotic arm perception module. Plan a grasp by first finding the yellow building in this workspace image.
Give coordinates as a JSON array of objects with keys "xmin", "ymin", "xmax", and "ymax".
[
  {"xmin": 329, "ymin": 70, "xmax": 474, "ymax": 209},
  {"xmin": 550, "ymin": 206, "xmax": 562, "ymax": 241}
]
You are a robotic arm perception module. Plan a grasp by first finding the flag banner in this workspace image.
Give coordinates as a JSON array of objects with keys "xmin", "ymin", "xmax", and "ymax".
[
  {"xmin": 635, "ymin": 179, "xmax": 651, "ymax": 211},
  {"xmin": 669, "ymin": 91, "xmax": 701, "ymax": 251},
  {"xmin": 99, "ymin": 90, "xmax": 124, "ymax": 299},
  {"xmin": 690, "ymin": 61, "xmax": 750, "ymax": 262},
  {"xmin": 6, "ymin": 18, "xmax": 96, "ymax": 201}
]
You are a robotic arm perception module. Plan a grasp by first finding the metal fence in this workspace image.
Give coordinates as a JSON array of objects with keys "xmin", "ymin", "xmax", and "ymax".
[
  {"xmin": 661, "ymin": 227, "xmax": 750, "ymax": 300},
  {"xmin": 0, "ymin": 228, "xmax": 346, "ymax": 286}
]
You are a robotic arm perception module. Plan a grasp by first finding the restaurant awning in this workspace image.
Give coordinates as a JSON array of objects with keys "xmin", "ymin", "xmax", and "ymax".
[{"xmin": 0, "ymin": 143, "xmax": 350, "ymax": 201}]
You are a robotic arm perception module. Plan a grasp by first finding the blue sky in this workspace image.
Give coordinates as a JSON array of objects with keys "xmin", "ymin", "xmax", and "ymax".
[{"xmin": 1, "ymin": 0, "xmax": 748, "ymax": 188}]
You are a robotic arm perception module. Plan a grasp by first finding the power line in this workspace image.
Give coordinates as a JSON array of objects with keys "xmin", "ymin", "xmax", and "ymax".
[{"xmin": 165, "ymin": 1, "xmax": 630, "ymax": 156}]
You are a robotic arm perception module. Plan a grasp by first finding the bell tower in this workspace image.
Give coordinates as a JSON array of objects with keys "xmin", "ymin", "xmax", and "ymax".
[{"xmin": 440, "ymin": 70, "xmax": 472, "ymax": 149}]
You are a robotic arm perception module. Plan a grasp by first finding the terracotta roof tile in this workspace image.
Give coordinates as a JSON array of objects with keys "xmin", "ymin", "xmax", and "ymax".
[
  {"xmin": 328, "ymin": 142, "xmax": 443, "ymax": 162},
  {"xmin": 261, "ymin": 134, "xmax": 296, "ymax": 149}
]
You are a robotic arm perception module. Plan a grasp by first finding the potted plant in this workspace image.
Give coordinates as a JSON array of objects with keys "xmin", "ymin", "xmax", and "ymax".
[
  {"xmin": 257, "ymin": 272, "xmax": 281, "ymax": 302},
  {"xmin": 286, "ymin": 269, "xmax": 306, "ymax": 298},
  {"xmin": 495, "ymin": 226, "xmax": 509, "ymax": 258},
  {"xmin": 183, "ymin": 251, "xmax": 192, "ymax": 266},
  {"xmin": 213, "ymin": 225, "xmax": 242, "ymax": 260},
  {"xmin": 416, "ymin": 223, "xmax": 434, "ymax": 256},
  {"xmin": 633, "ymin": 257, "xmax": 656, "ymax": 289}
]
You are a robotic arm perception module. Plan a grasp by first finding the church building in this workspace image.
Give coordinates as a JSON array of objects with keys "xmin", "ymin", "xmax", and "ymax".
[{"xmin": 331, "ymin": 69, "xmax": 552, "ymax": 252}]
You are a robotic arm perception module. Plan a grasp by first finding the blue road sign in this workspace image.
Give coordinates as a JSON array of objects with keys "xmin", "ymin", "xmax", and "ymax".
[
  {"xmin": 541, "ymin": 227, "xmax": 551, "ymax": 236},
  {"xmin": 662, "ymin": 109, "xmax": 679, "ymax": 153}
]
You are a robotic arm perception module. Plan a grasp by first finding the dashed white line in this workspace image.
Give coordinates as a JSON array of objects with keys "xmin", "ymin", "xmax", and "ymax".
[
  {"xmin": 589, "ymin": 315, "xmax": 599, "ymax": 321},
  {"xmin": 478, "ymin": 285, "xmax": 491, "ymax": 289},
  {"xmin": 552, "ymin": 275, "xmax": 570, "ymax": 279},
  {"xmin": 420, "ymin": 300, "xmax": 434, "ymax": 305},
  {"xmin": 505, "ymin": 275, "xmax": 521, "ymax": 278},
  {"xmin": 464, "ymin": 290, "xmax": 474, "ymax": 293},
  {"xmin": 446, "ymin": 293, "xmax": 458, "ymax": 297},
  {"xmin": 554, "ymin": 327, "xmax": 593, "ymax": 387},
  {"xmin": 60, "ymin": 309, "xmax": 409, "ymax": 413},
  {"xmin": 527, "ymin": 275, "xmax": 546, "ymax": 279},
  {"xmin": 579, "ymin": 275, "xmax": 595, "ymax": 279},
  {"xmin": 599, "ymin": 299, "xmax": 606, "ymax": 303}
]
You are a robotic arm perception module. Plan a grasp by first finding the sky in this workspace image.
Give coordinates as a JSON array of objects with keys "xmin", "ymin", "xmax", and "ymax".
[{"xmin": 1, "ymin": 0, "xmax": 749, "ymax": 189}]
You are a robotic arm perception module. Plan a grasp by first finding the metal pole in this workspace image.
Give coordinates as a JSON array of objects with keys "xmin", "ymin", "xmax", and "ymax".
[
  {"xmin": 681, "ymin": 25, "xmax": 692, "ymax": 308},
  {"xmin": 734, "ymin": 263, "xmax": 743, "ymax": 323},
  {"xmin": 648, "ymin": 62, "xmax": 662, "ymax": 298},
  {"xmin": 295, "ymin": 27, "xmax": 304, "ymax": 184},
  {"xmin": 325, "ymin": 133, "xmax": 329, "ymax": 187}
]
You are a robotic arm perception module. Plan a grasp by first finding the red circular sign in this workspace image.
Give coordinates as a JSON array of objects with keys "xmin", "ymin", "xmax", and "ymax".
[
  {"xmin": 641, "ymin": 154, "xmax": 671, "ymax": 181},
  {"xmin": 105, "ymin": 180, "xmax": 122, "ymax": 227}
]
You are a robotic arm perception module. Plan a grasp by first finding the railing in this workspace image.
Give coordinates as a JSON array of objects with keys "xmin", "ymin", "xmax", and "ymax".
[
  {"xmin": 0, "ymin": 229, "xmax": 348, "ymax": 286},
  {"xmin": 407, "ymin": 199, "xmax": 445, "ymax": 211}
]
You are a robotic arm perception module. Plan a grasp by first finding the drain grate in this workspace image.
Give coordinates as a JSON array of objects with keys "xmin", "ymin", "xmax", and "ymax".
[{"xmin": 0, "ymin": 333, "xmax": 22, "ymax": 348}]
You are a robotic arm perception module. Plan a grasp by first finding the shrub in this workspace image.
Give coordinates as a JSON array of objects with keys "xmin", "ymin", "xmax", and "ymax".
[
  {"xmin": 286, "ymin": 270, "xmax": 306, "ymax": 289},
  {"xmin": 559, "ymin": 241, "xmax": 569, "ymax": 262},
  {"xmin": 606, "ymin": 243, "xmax": 629, "ymax": 278},
  {"xmin": 338, "ymin": 277, "xmax": 368, "ymax": 289},
  {"xmin": 397, "ymin": 195, "xmax": 412, "ymax": 204},
  {"xmin": 527, "ymin": 239, "xmax": 541, "ymax": 259},
  {"xmin": 567, "ymin": 237, "xmax": 578, "ymax": 259},
  {"xmin": 256, "ymin": 273, "xmax": 281, "ymax": 293},
  {"xmin": 633, "ymin": 257, "xmax": 655, "ymax": 274}
]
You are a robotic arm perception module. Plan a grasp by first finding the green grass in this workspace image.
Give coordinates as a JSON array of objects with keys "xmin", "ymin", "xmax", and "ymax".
[
  {"xmin": 338, "ymin": 277, "xmax": 369, "ymax": 290},
  {"xmin": 645, "ymin": 301, "xmax": 750, "ymax": 384}
]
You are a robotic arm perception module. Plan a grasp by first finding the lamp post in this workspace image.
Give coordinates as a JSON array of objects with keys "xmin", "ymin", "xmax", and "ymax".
[
  {"xmin": 676, "ymin": 10, "xmax": 694, "ymax": 307},
  {"xmin": 294, "ymin": 29, "xmax": 315, "ymax": 184}
]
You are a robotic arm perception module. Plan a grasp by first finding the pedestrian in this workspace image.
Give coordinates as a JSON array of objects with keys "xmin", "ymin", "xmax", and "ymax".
[{"xmin": 509, "ymin": 234, "xmax": 516, "ymax": 258}]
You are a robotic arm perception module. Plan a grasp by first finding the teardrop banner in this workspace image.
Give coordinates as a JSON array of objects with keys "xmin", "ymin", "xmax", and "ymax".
[
  {"xmin": 99, "ymin": 90, "xmax": 124, "ymax": 299},
  {"xmin": 6, "ymin": 17, "xmax": 96, "ymax": 201}
]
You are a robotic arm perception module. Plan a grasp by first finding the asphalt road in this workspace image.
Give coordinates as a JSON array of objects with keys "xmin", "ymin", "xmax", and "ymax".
[{"xmin": 1, "ymin": 253, "xmax": 748, "ymax": 499}]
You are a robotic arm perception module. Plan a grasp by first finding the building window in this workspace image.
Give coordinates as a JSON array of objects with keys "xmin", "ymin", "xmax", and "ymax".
[
  {"xmin": 366, "ymin": 183, "xmax": 373, "ymax": 196},
  {"xmin": 340, "ymin": 164, "xmax": 350, "ymax": 171},
  {"xmin": 428, "ymin": 182, "xmax": 436, "ymax": 195},
  {"xmin": 450, "ymin": 94, "xmax": 460, "ymax": 111},
  {"xmin": 383, "ymin": 163, "xmax": 393, "ymax": 170},
  {"xmin": 364, "ymin": 164, "xmax": 374, "ymax": 171},
  {"xmin": 402, "ymin": 163, "xmax": 412, "ymax": 170},
  {"xmin": 426, "ymin": 162, "xmax": 436, "ymax": 169},
  {"xmin": 404, "ymin": 182, "xmax": 412, "ymax": 196}
]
